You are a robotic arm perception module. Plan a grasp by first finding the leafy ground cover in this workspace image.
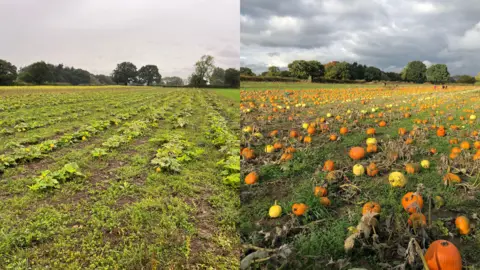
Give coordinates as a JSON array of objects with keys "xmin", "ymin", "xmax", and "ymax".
[
  {"xmin": 0, "ymin": 86, "xmax": 240, "ymax": 269},
  {"xmin": 240, "ymin": 83, "xmax": 480, "ymax": 269}
]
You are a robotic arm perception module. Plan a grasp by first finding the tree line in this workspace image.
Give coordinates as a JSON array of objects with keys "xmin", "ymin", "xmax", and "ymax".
[
  {"xmin": 240, "ymin": 60, "xmax": 479, "ymax": 84},
  {"xmin": 0, "ymin": 55, "xmax": 239, "ymax": 87}
]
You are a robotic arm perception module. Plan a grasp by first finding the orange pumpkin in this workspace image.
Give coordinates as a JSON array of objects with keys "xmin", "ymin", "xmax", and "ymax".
[
  {"xmin": 303, "ymin": 136, "xmax": 312, "ymax": 144},
  {"xmin": 455, "ymin": 216, "xmax": 470, "ymax": 235},
  {"xmin": 460, "ymin": 141, "xmax": 470, "ymax": 150},
  {"xmin": 269, "ymin": 130, "xmax": 279, "ymax": 137},
  {"xmin": 244, "ymin": 172, "xmax": 258, "ymax": 185},
  {"xmin": 307, "ymin": 126, "xmax": 315, "ymax": 135},
  {"xmin": 430, "ymin": 148, "xmax": 437, "ymax": 154},
  {"xmin": 449, "ymin": 138, "xmax": 458, "ymax": 145},
  {"xmin": 425, "ymin": 240, "xmax": 462, "ymax": 270},
  {"xmin": 323, "ymin": 160, "xmax": 335, "ymax": 172},
  {"xmin": 378, "ymin": 120, "xmax": 386, "ymax": 127},
  {"xmin": 401, "ymin": 192, "xmax": 424, "ymax": 214},
  {"xmin": 408, "ymin": 213, "xmax": 426, "ymax": 228},
  {"xmin": 314, "ymin": 186, "xmax": 327, "ymax": 197},
  {"xmin": 398, "ymin": 128, "xmax": 407, "ymax": 135},
  {"xmin": 289, "ymin": 130, "xmax": 299, "ymax": 138},
  {"xmin": 319, "ymin": 197, "xmax": 331, "ymax": 206},
  {"xmin": 366, "ymin": 163, "xmax": 379, "ymax": 176},
  {"xmin": 242, "ymin": 148, "xmax": 255, "ymax": 160},
  {"xmin": 339, "ymin": 127, "xmax": 348, "ymax": 135},
  {"xmin": 366, "ymin": 144, "xmax": 377, "ymax": 153},
  {"xmin": 474, "ymin": 141, "xmax": 480, "ymax": 149},
  {"xmin": 362, "ymin": 202, "xmax": 381, "ymax": 215},
  {"xmin": 349, "ymin": 147, "xmax": 366, "ymax": 160},
  {"xmin": 280, "ymin": 152, "xmax": 293, "ymax": 161},
  {"xmin": 405, "ymin": 163, "xmax": 420, "ymax": 174},
  {"xmin": 329, "ymin": 134, "xmax": 337, "ymax": 141},
  {"xmin": 273, "ymin": 142, "xmax": 283, "ymax": 150},
  {"xmin": 366, "ymin": 128, "xmax": 376, "ymax": 135},
  {"xmin": 451, "ymin": 147, "xmax": 462, "ymax": 154},
  {"xmin": 437, "ymin": 128, "xmax": 446, "ymax": 137},
  {"xmin": 292, "ymin": 203, "xmax": 308, "ymax": 216}
]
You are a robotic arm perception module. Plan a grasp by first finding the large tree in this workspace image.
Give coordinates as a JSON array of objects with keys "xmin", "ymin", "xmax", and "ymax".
[
  {"xmin": 210, "ymin": 67, "xmax": 225, "ymax": 85},
  {"xmin": 456, "ymin": 75, "xmax": 476, "ymax": 84},
  {"xmin": 188, "ymin": 73, "xmax": 206, "ymax": 87},
  {"xmin": 138, "ymin": 64, "xmax": 161, "ymax": 85},
  {"xmin": 194, "ymin": 55, "xmax": 215, "ymax": 83},
  {"xmin": 95, "ymin": 74, "xmax": 115, "ymax": 85},
  {"xmin": 162, "ymin": 76, "xmax": 184, "ymax": 86},
  {"xmin": 364, "ymin": 66, "xmax": 382, "ymax": 82},
  {"xmin": 18, "ymin": 61, "xmax": 53, "ymax": 85},
  {"xmin": 266, "ymin": 66, "xmax": 281, "ymax": 76},
  {"xmin": 224, "ymin": 68, "xmax": 240, "ymax": 88},
  {"xmin": 324, "ymin": 61, "xmax": 352, "ymax": 80},
  {"xmin": 426, "ymin": 64, "xmax": 449, "ymax": 84},
  {"xmin": 287, "ymin": 60, "xmax": 324, "ymax": 79},
  {"xmin": 385, "ymin": 72, "xmax": 402, "ymax": 81},
  {"xmin": 349, "ymin": 62, "xmax": 366, "ymax": 80},
  {"xmin": 240, "ymin": 67, "xmax": 255, "ymax": 76},
  {"xmin": 112, "ymin": 62, "xmax": 137, "ymax": 85},
  {"xmin": 401, "ymin": 61, "xmax": 427, "ymax": 83},
  {"xmin": 0, "ymin": 59, "xmax": 17, "ymax": 85}
]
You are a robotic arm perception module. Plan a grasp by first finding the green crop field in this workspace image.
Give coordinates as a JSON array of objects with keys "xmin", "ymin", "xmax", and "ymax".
[{"xmin": 0, "ymin": 86, "xmax": 240, "ymax": 269}]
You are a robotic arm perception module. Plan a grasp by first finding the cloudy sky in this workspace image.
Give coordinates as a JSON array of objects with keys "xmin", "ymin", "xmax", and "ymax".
[
  {"xmin": 0, "ymin": 0, "xmax": 239, "ymax": 78},
  {"xmin": 241, "ymin": 0, "xmax": 480, "ymax": 76}
]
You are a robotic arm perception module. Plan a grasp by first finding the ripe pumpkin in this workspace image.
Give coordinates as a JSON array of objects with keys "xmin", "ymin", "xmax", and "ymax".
[
  {"xmin": 362, "ymin": 202, "xmax": 381, "ymax": 215},
  {"xmin": 269, "ymin": 130, "xmax": 278, "ymax": 137},
  {"xmin": 474, "ymin": 141, "xmax": 480, "ymax": 149},
  {"xmin": 244, "ymin": 172, "xmax": 258, "ymax": 185},
  {"xmin": 425, "ymin": 240, "xmax": 462, "ymax": 270},
  {"xmin": 329, "ymin": 134, "xmax": 337, "ymax": 141},
  {"xmin": 340, "ymin": 127, "xmax": 348, "ymax": 135},
  {"xmin": 242, "ymin": 148, "xmax": 255, "ymax": 160},
  {"xmin": 455, "ymin": 216, "xmax": 470, "ymax": 235},
  {"xmin": 449, "ymin": 138, "xmax": 458, "ymax": 145},
  {"xmin": 292, "ymin": 203, "xmax": 308, "ymax": 216},
  {"xmin": 421, "ymin": 160, "xmax": 430, "ymax": 168},
  {"xmin": 378, "ymin": 120, "xmax": 387, "ymax": 127},
  {"xmin": 323, "ymin": 160, "xmax": 335, "ymax": 172},
  {"xmin": 314, "ymin": 186, "xmax": 327, "ymax": 197},
  {"xmin": 460, "ymin": 141, "xmax": 470, "ymax": 150},
  {"xmin": 437, "ymin": 128, "xmax": 446, "ymax": 137},
  {"xmin": 408, "ymin": 213, "xmax": 426, "ymax": 228},
  {"xmin": 319, "ymin": 197, "xmax": 331, "ymax": 206},
  {"xmin": 443, "ymin": 173, "xmax": 461, "ymax": 184},
  {"xmin": 352, "ymin": 164, "xmax": 365, "ymax": 176},
  {"xmin": 366, "ymin": 137, "xmax": 377, "ymax": 146},
  {"xmin": 405, "ymin": 163, "xmax": 420, "ymax": 174},
  {"xmin": 273, "ymin": 142, "xmax": 283, "ymax": 150},
  {"xmin": 289, "ymin": 130, "xmax": 299, "ymax": 138},
  {"xmin": 303, "ymin": 136, "xmax": 312, "ymax": 144},
  {"xmin": 398, "ymin": 128, "xmax": 407, "ymax": 135},
  {"xmin": 402, "ymin": 192, "xmax": 424, "ymax": 214},
  {"xmin": 366, "ymin": 128, "xmax": 376, "ymax": 135},
  {"xmin": 307, "ymin": 126, "xmax": 315, "ymax": 135},
  {"xmin": 265, "ymin": 145, "xmax": 274, "ymax": 153},
  {"xmin": 366, "ymin": 162, "xmax": 379, "ymax": 177},
  {"xmin": 280, "ymin": 152, "xmax": 293, "ymax": 161},
  {"xmin": 269, "ymin": 201, "xmax": 282, "ymax": 218},
  {"xmin": 389, "ymin": 172, "xmax": 407, "ymax": 187},
  {"xmin": 285, "ymin": 146, "xmax": 296, "ymax": 153},
  {"xmin": 349, "ymin": 147, "xmax": 366, "ymax": 160},
  {"xmin": 451, "ymin": 147, "xmax": 462, "ymax": 154},
  {"xmin": 366, "ymin": 144, "xmax": 377, "ymax": 153}
]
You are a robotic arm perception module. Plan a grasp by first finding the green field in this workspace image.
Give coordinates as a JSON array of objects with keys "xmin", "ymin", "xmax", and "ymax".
[
  {"xmin": 240, "ymin": 81, "xmax": 417, "ymax": 90},
  {"xmin": 213, "ymin": 88, "xmax": 241, "ymax": 101},
  {"xmin": 0, "ymin": 86, "xmax": 240, "ymax": 269}
]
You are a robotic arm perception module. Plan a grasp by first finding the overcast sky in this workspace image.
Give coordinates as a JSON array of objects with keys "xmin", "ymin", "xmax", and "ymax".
[
  {"xmin": 241, "ymin": 0, "xmax": 480, "ymax": 76},
  {"xmin": 0, "ymin": 0, "xmax": 239, "ymax": 78}
]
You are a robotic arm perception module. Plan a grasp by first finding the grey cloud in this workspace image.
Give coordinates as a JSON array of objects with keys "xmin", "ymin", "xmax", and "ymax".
[
  {"xmin": 0, "ymin": 0, "xmax": 239, "ymax": 78},
  {"xmin": 241, "ymin": 0, "xmax": 480, "ymax": 75}
]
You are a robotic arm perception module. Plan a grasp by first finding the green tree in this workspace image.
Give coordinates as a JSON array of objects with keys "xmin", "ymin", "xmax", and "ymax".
[
  {"xmin": 18, "ymin": 61, "xmax": 53, "ymax": 85},
  {"xmin": 162, "ymin": 76, "xmax": 184, "ymax": 86},
  {"xmin": 112, "ymin": 62, "xmax": 137, "ymax": 85},
  {"xmin": 279, "ymin": 70, "xmax": 291, "ymax": 77},
  {"xmin": 349, "ymin": 62, "xmax": 366, "ymax": 80},
  {"xmin": 401, "ymin": 61, "xmax": 426, "ymax": 83},
  {"xmin": 475, "ymin": 72, "xmax": 480, "ymax": 82},
  {"xmin": 195, "ymin": 55, "xmax": 215, "ymax": 83},
  {"xmin": 240, "ymin": 67, "xmax": 255, "ymax": 76},
  {"xmin": 224, "ymin": 68, "xmax": 240, "ymax": 88},
  {"xmin": 266, "ymin": 66, "xmax": 281, "ymax": 76},
  {"xmin": 188, "ymin": 73, "xmax": 206, "ymax": 87},
  {"xmin": 210, "ymin": 67, "xmax": 225, "ymax": 85},
  {"xmin": 456, "ymin": 75, "xmax": 476, "ymax": 84},
  {"xmin": 426, "ymin": 64, "xmax": 449, "ymax": 83},
  {"xmin": 138, "ymin": 65, "xmax": 161, "ymax": 85},
  {"xmin": 287, "ymin": 60, "xmax": 324, "ymax": 79},
  {"xmin": 364, "ymin": 66, "xmax": 382, "ymax": 81},
  {"xmin": 95, "ymin": 74, "xmax": 114, "ymax": 85},
  {"xmin": 385, "ymin": 72, "xmax": 402, "ymax": 81},
  {"xmin": 324, "ymin": 61, "xmax": 351, "ymax": 80},
  {"xmin": 0, "ymin": 59, "xmax": 17, "ymax": 85}
]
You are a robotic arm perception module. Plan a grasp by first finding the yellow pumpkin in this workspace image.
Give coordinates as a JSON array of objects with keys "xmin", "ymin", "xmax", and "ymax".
[
  {"xmin": 353, "ymin": 164, "xmax": 365, "ymax": 176},
  {"xmin": 421, "ymin": 160, "xmax": 430, "ymax": 169},
  {"xmin": 388, "ymin": 172, "xmax": 407, "ymax": 187},
  {"xmin": 269, "ymin": 201, "xmax": 282, "ymax": 218},
  {"xmin": 366, "ymin": 137, "xmax": 377, "ymax": 146}
]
